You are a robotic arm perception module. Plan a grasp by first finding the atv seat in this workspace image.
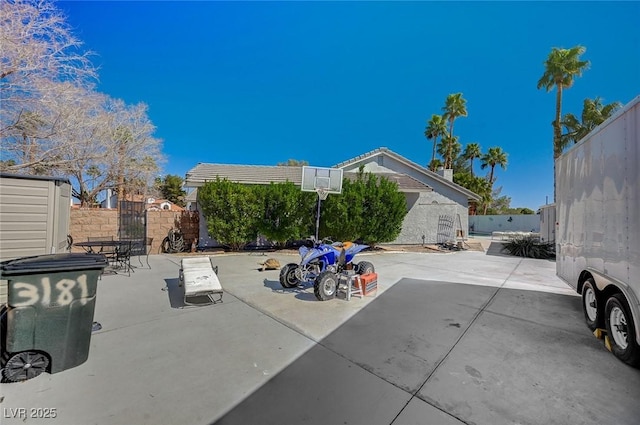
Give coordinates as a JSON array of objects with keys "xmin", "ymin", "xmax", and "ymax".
[{"xmin": 179, "ymin": 257, "xmax": 223, "ymax": 305}]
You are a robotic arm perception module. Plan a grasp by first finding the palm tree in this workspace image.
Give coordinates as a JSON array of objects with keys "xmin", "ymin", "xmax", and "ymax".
[
  {"xmin": 453, "ymin": 171, "xmax": 491, "ymax": 215},
  {"xmin": 480, "ymin": 147, "xmax": 508, "ymax": 214},
  {"xmin": 462, "ymin": 143, "xmax": 481, "ymax": 177},
  {"xmin": 424, "ymin": 114, "xmax": 448, "ymax": 170},
  {"xmin": 442, "ymin": 93, "xmax": 468, "ymax": 137},
  {"xmin": 480, "ymin": 147, "xmax": 508, "ymax": 184},
  {"xmin": 428, "ymin": 158, "xmax": 443, "ymax": 172},
  {"xmin": 537, "ymin": 46, "xmax": 590, "ymax": 159},
  {"xmin": 437, "ymin": 135, "xmax": 461, "ymax": 170},
  {"xmin": 561, "ymin": 97, "xmax": 622, "ymax": 147},
  {"xmin": 442, "ymin": 93, "xmax": 467, "ymax": 169}
]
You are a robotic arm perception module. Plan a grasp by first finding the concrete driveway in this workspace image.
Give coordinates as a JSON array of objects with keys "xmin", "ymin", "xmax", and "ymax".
[{"xmin": 2, "ymin": 243, "xmax": 639, "ymax": 424}]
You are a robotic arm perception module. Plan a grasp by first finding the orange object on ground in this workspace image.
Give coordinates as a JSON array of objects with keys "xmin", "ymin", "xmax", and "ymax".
[{"xmin": 355, "ymin": 272, "xmax": 378, "ymax": 295}]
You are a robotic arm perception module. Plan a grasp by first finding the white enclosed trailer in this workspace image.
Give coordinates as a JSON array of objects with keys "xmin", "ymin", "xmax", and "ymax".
[{"xmin": 556, "ymin": 95, "xmax": 640, "ymax": 366}]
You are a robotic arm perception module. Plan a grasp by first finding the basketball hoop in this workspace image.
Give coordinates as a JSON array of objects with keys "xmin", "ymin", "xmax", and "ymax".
[
  {"xmin": 317, "ymin": 188, "xmax": 329, "ymax": 201},
  {"xmin": 301, "ymin": 166, "xmax": 342, "ymax": 242}
]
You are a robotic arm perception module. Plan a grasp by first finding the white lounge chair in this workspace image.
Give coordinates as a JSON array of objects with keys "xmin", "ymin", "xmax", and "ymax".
[{"xmin": 179, "ymin": 257, "xmax": 223, "ymax": 305}]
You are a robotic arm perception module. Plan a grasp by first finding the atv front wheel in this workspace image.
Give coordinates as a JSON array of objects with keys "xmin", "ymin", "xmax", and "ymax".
[
  {"xmin": 356, "ymin": 261, "xmax": 375, "ymax": 275},
  {"xmin": 279, "ymin": 263, "xmax": 299, "ymax": 288},
  {"xmin": 314, "ymin": 271, "xmax": 338, "ymax": 301}
]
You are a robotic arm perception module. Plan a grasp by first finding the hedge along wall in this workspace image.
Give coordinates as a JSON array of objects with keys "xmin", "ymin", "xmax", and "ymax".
[{"xmin": 69, "ymin": 209, "xmax": 199, "ymax": 254}]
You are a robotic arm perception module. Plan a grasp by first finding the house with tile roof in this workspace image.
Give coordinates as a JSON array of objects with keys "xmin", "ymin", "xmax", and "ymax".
[
  {"xmin": 100, "ymin": 193, "xmax": 185, "ymax": 212},
  {"xmin": 184, "ymin": 147, "xmax": 480, "ymax": 246}
]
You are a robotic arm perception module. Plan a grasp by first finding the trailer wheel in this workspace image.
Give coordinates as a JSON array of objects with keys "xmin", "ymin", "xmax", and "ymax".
[
  {"xmin": 3, "ymin": 351, "xmax": 49, "ymax": 382},
  {"xmin": 356, "ymin": 261, "xmax": 375, "ymax": 275},
  {"xmin": 314, "ymin": 271, "xmax": 338, "ymax": 301},
  {"xmin": 279, "ymin": 263, "xmax": 299, "ymax": 288},
  {"xmin": 581, "ymin": 278, "xmax": 600, "ymax": 331},
  {"xmin": 604, "ymin": 294, "xmax": 640, "ymax": 367}
]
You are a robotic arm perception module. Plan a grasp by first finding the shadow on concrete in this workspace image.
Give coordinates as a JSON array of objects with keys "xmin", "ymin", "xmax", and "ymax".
[
  {"xmin": 484, "ymin": 241, "xmax": 513, "ymax": 257},
  {"xmin": 212, "ymin": 279, "xmax": 640, "ymax": 425},
  {"xmin": 163, "ymin": 277, "xmax": 186, "ymax": 308},
  {"xmin": 263, "ymin": 278, "xmax": 319, "ymax": 302},
  {"xmin": 293, "ymin": 290, "xmax": 318, "ymax": 302},
  {"xmin": 263, "ymin": 278, "xmax": 287, "ymax": 293}
]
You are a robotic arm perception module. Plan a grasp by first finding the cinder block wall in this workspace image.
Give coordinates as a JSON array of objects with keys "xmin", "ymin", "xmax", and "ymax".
[
  {"xmin": 69, "ymin": 209, "xmax": 199, "ymax": 254},
  {"xmin": 69, "ymin": 209, "xmax": 118, "ymax": 252},
  {"xmin": 146, "ymin": 210, "xmax": 199, "ymax": 254}
]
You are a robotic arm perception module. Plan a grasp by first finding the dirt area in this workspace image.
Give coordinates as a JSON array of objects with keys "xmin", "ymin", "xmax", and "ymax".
[{"xmin": 376, "ymin": 241, "xmax": 486, "ymax": 253}]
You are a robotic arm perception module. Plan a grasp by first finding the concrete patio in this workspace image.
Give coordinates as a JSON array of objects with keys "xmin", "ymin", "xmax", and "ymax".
[{"xmin": 2, "ymin": 243, "xmax": 639, "ymax": 424}]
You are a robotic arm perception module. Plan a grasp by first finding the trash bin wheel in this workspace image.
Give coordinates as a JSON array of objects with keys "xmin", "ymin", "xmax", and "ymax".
[{"xmin": 3, "ymin": 351, "xmax": 50, "ymax": 382}]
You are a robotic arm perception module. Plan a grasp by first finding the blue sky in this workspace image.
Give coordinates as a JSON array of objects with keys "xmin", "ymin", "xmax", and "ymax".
[{"xmin": 58, "ymin": 1, "xmax": 639, "ymax": 210}]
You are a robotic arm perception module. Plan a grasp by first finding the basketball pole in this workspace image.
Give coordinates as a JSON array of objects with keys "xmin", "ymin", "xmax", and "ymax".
[
  {"xmin": 315, "ymin": 194, "xmax": 321, "ymax": 242},
  {"xmin": 314, "ymin": 189, "xmax": 328, "ymax": 242}
]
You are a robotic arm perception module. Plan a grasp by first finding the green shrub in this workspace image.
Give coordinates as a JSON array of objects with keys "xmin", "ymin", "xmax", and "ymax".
[
  {"xmin": 501, "ymin": 236, "xmax": 555, "ymax": 259},
  {"xmin": 256, "ymin": 182, "xmax": 316, "ymax": 245},
  {"xmin": 320, "ymin": 171, "xmax": 406, "ymax": 246},
  {"xmin": 197, "ymin": 178, "xmax": 261, "ymax": 250}
]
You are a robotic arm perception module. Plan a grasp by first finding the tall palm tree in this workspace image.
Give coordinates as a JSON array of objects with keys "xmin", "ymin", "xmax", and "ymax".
[
  {"xmin": 428, "ymin": 158, "xmax": 443, "ymax": 172},
  {"xmin": 561, "ymin": 97, "xmax": 622, "ymax": 147},
  {"xmin": 480, "ymin": 147, "xmax": 508, "ymax": 184},
  {"xmin": 437, "ymin": 135, "xmax": 461, "ymax": 170},
  {"xmin": 462, "ymin": 143, "xmax": 481, "ymax": 177},
  {"xmin": 424, "ymin": 114, "xmax": 448, "ymax": 170},
  {"xmin": 480, "ymin": 146, "xmax": 508, "ymax": 214},
  {"xmin": 442, "ymin": 93, "xmax": 468, "ymax": 137},
  {"xmin": 442, "ymin": 93, "xmax": 467, "ymax": 169},
  {"xmin": 537, "ymin": 46, "xmax": 590, "ymax": 159}
]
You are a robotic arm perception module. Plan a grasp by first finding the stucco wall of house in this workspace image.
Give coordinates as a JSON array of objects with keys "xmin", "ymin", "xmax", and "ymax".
[
  {"xmin": 395, "ymin": 191, "xmax": 469, "ymax": 244},
  {"xmin": 343, "ymin": 157, "xmax": 472, "ymax": 245}
]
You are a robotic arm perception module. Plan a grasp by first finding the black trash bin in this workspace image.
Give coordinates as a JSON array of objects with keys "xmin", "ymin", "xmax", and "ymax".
[{"xmin": 0, "ymin": 253, "xmax": 108, "ymax": 382}]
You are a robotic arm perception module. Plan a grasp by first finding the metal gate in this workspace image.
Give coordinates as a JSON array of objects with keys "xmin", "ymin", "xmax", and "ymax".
[{"xmin": 118, "ymin": 200, "xmax": 146, "ymax": 255}]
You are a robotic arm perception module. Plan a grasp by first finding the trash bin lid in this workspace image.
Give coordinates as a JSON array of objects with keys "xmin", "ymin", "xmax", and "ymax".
[{"xmin": 0, "ymin": 253, "xmax": 108, "ymax": 276}]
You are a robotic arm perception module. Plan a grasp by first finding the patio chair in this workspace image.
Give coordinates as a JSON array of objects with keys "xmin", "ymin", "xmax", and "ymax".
[
  {"xmin": 114, "ymin": 240, "xmax": 133, "ymax": 276},
  {"xmin": 134, "ymin": 237, "xmax": 153, "ymax": 269},
  {"xmin": 87, "ymin": 236, "xmax": 117, "ymax": 263},
  {"xmin": 179, "ymin": 256, "xmax": 222, "ymax": 305}
]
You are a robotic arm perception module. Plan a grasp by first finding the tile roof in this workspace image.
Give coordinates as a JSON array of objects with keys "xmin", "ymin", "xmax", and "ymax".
[
  {"xmin": 343, "ymin": 171, "xmax": 431, "ymax": 192},
  {"xmin": 185, "ymin": 164, "xmax": 303, "ymax": 186},
  {"xmin": 185, "ymin": 163, "xmax": 431, "ymax": 193},
  {"xmin": 335, "ymin": 147, "xmax": 480, "ymax": 201},
  {"xmin": 184, "ymin": 146, "xmax": 480, "ymax": 200}
]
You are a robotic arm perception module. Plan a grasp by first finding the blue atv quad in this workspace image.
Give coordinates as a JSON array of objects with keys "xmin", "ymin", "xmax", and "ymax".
[{"xmin": 279, "ymin": 240, "xmax": 374, "ymax": 301}]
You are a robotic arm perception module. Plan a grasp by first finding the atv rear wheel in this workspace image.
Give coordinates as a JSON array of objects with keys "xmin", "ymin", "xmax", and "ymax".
[
  {"xmin": 356, "ymin": 261, "xmax": 375, "ymax": 275},
  {"xmin": 279, "ymin": 263, "xmax": 299, "ymax": 288},
  {"xmin": 314, "ymin": 271, "xmax": 338, "ymax": 301}
]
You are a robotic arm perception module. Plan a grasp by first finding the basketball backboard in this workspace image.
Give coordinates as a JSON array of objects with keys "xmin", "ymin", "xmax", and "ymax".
[{"xmin": 301, "ymin": 166, "xmax": 343, "ymax": 194}]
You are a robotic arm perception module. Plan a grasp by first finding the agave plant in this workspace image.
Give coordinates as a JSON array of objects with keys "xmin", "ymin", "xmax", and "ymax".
[{"xmin": 502, "ymin": 236, "xmax": 555, "ymax": 259}]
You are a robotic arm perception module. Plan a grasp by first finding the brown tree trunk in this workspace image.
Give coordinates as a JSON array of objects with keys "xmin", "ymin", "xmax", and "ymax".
[
  {"xmin": 554, "ymin": 84, "xmax": 563, "ymax": 159},
  {"xmin": 553, "ymin": 84, "xmax": 563, "ymax": 202}
]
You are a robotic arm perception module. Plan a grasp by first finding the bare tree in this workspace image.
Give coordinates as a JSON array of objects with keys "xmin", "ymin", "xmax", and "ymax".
[
  {"xmin": 3, "ymin": 83, "xmax": 105, "ymax": 173},
  {"xmin": 1, "ymin": 0, "xmax": 97, "ymax": 142},
  {"xmin": 1, "ymin": 1, "xmax": 164, "ymax": 206},
  {"xmin": 101, "ymin": 99, "xmax": 164, "ymax": 203},
  {"xmin": 61, "ymin": 95, "xmax": 164, "ymax": 207}
]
